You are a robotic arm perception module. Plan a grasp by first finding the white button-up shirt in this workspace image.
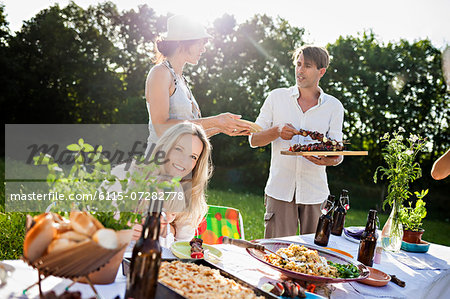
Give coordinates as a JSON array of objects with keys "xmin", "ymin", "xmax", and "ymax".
[{"xmin": 249, "ymin": 86, "xmax": 344, "ymax": 204}]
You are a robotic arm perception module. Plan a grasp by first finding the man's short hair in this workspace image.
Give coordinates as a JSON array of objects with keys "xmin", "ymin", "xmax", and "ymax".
[{"xmin": 292, "ymin": 45, "xmax": 330, "ymax": 69}]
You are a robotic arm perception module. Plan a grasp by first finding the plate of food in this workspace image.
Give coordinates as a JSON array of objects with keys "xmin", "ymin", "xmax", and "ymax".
[
  {"xmin": 170, "ymin": 239, "xmax": 223, "ymax": 262},
  {"xmin": 158, "ymin": 259, "xmax": 277, "ymax": 298},
  {"xmin": 123, "ymin": 258, "xmax": 277, "ymax": 298},
  {"xmin": 246, "ymin": 240, "xmax": 369, "ymax": 283},
  {"xmin": 280, "ymin": 128, "xmax": 368, "ymax": 156},
  {"xmin": 237, "ymin": 119, "xmax": 263, "ymax": 133}
]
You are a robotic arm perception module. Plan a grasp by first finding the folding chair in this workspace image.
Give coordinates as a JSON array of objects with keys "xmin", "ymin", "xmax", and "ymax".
[{"xmin": 195, "ymin": 205, "xmax": 245, "ymax": 244}]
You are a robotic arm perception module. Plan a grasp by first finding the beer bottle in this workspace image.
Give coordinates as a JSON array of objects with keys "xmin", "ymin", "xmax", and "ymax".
[
  {"xmin": 357, "ymin": 210, "xmax": 378, "ymax": 267},
  {"xmin": 125, "ymin": 199, "xmax": 163, "ymax": 299},
  {"xmin": 314, "ymin": 195, "xmax": 335, "ymax": 246},
  {"xmin": 331, "ymin": 189, "xmax": 349, "ymax": 236}
]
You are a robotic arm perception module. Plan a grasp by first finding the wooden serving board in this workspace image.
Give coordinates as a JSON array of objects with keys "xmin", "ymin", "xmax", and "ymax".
[{"xmin": 281, "ymin": 150, "xmax": 368, "ymax": 156}]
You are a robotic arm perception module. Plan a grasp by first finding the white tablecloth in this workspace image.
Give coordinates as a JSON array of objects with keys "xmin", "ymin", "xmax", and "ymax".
[{"xmin": 1, "ymin": 233, "xmax": 449, "ymax": 298}]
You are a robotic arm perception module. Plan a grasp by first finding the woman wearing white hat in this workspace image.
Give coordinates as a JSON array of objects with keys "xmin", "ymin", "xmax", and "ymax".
[{"xmin": 145, "ymin": 15, "xmax": 251, "ymax": 151}]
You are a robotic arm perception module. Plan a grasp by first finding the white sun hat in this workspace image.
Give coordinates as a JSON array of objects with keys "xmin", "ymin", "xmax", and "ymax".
[{"xmin": 164, "ymin": 15, "xmax": 213, "ymax": 41}]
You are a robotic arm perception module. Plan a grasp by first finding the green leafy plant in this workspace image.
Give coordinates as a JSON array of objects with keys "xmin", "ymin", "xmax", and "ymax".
[
  {"xmin": 399, "ymin": 190, "xmax": 428, "ymax": 231},
  {"xmin": 34, "ymin": 139, "xmax": 179, "ymax": 229},
  {"xmin": 373, "ymin": 128, "xmax": 427, "ymax": 250},
  {"xmin": 373, "ymin": 128, "xmax": 427, "ymax": 211}
]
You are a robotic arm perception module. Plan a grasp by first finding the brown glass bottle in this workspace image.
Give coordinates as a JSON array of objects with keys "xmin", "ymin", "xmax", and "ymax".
[
  {"xmin": 314, "ymin": 195, "xmax": 335, "ymax": 246},
  {"xmin": 125, "ymin": 199, "xmax": 162, "ymax": 299},
  {"xmin": 331, "ymin": 190, "xmax": 349, "ymax": 236},
  {"xmin": 357, "ymin": 209, "xmax": 378, "ymax": 267}
]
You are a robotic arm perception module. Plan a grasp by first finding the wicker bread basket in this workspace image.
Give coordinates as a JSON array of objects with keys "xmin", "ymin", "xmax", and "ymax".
[
  {"xmin": 23, "ymin": 239, "xmax": 127, "ymax": 278},
  {"xmin": 22, "ymin": 231, "xmax": 130, "ymax": 296}
]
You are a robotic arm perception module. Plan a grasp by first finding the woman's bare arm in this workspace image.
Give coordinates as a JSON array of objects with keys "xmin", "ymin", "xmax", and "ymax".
[{"xmin": 146, "ymin": 66, "xmax": 251, "ymax": 137}]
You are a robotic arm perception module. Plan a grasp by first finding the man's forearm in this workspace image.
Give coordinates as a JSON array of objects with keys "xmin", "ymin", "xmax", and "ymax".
[{"xmin": 250, "ymin": 126, "xmax": 280, "ymax": 147}]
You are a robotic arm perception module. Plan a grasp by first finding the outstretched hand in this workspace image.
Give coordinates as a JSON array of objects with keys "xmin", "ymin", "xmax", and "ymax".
[{"xmin": 217, "ymin": 113, "xmax": 251, "ymax": 136}]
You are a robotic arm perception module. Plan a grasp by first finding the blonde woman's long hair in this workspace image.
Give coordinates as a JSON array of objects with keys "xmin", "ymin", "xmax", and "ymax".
[{"xmin": 148, "ymin": 122, "xmax": 212, "ymax": 227}]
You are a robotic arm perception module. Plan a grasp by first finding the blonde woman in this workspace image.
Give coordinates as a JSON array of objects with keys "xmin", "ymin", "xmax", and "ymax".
[
  {"xmin": 129, "ymin": 122, "xmax": 212, "ymax": 246},
  {"xmin": 145, "ymin": 15, "xmax": 250, "ymax": 153}
]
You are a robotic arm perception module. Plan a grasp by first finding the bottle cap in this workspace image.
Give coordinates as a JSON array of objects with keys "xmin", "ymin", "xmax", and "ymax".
[
  {"xmin": 321, "ymin": 195, "xmax": 335, "ymax": 214},
  {"xmin": 368, "ymin": 209, "xmax": 377, "ymax": 219},
  {"xmin": 341, "ymin": 189, "xmax": 348, "ymax": 196}
]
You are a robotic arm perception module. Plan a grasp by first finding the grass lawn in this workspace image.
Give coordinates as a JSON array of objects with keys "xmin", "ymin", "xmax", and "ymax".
[
  {"xmin": 1, "ymin": 187, "xmax": 449, "ymax": 260},
  {"xmin": 206, "ymin": 189, "xmax": 450, "ymax": 246}
]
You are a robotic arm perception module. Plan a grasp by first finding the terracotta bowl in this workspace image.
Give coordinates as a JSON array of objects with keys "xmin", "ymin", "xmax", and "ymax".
[
  {"xmin": 358, "ymin": 267, "xmax": 391, "ymax": 287},
  {"xmin": 78, "ymin": 229, "xmax": 133, "ymax": 284}
]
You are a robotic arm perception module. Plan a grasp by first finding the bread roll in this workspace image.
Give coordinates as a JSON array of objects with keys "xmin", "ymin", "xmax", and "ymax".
[
  {"xmin": 32, "ymin": 212, "xmax": 49, "ymax": 223},
  {"xmin": 50, "ymin": 212, "xmax": 65, "ymax": 223},
  {"xmin": 23, "ymin": 214, "xmax": 56, "ymax": 262},
  {"xmin": 52, "ymin": 213, "xmax": 71, "ymax": 233},
  {"xmin": 70, "ymin": 211, "xmax": 97, "ymax": 236},
  {"xmin": 53, "ymin": 221, "xmax": 71, "ymax": 234},
  {"xmin": 86, "ymin": 212, "xmax": 105, "ymax": 230},
  {"xmin": 58, "ymin": 231, "xmax": 89, "ymax": 242},
  {"xmin": 92, "ymin": 229, "xmax": 118, "ymax": 249},
  {"xmin": 47, "ymin": 238, "xmax": 77, "ymax": 254},
  {"xmin": 26, "ymin": 214, "xmax": 35, "ymax": 232}
]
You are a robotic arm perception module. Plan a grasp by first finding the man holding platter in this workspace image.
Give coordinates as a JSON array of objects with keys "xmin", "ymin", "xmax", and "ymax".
[{"xmin": 249, "ymin": 45, "xmax": 344, "ymax": 238}]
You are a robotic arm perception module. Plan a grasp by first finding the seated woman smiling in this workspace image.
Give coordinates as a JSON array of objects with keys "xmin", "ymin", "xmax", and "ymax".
[{"xmin": 117, "ymin": 122, "xmax": 212, "ymax": 248}]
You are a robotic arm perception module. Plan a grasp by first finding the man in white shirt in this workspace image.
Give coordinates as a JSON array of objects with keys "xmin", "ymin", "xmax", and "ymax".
[{"xmin": 249, "ymin": 45, "xmax": 344, "ymax": 238}]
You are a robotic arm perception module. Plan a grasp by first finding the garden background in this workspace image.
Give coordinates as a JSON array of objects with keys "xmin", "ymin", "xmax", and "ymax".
[{"xmin": 1, "ymin": 2, "xmax": 449, "ymax": 259}]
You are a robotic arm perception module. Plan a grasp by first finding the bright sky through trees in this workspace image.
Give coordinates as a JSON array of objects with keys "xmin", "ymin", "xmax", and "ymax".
[{"xmin": 2, "ymin": 0, "xmax": 449, "ymax": 48}]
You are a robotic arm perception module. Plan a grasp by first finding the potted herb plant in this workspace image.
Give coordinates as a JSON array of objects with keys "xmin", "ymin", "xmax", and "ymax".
[
  {"xmin": 399, "ymin": 190, "xmax": 428, "ymax": 244},
  {"xmin": 373, "ymin": 128, "xmax": 426, "ymax": 252},
  {"xmin": 33, "ymin": 138, "xmax": 178, "ymax": 284},
  {"xmin": 33, "ymin": 138, "xmax": 133, "ymax": 226}
]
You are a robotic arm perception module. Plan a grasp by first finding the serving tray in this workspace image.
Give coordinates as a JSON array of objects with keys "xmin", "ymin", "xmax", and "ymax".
[
  {"xmin": 122, "ymin": 258, "xmax": 277, "ymax": 299},
  {"xmin": 281, "ymin": 151, "xmax": 368, "ymax": 156}
]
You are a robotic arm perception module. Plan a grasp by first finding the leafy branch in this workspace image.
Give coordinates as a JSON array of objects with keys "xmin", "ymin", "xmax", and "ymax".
[{"xmin": 373, "ymin": 128, "xmax": 427, "ymax": 211}]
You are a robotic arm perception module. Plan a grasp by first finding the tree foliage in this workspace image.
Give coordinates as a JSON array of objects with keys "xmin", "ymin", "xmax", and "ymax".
[
  {"xmin": 2, "ymin": 2, "xmax": 449, "ymax": 215},
  {"xmin": 323, "ymin": 33, "xmax": 449, "ymax": 180}
]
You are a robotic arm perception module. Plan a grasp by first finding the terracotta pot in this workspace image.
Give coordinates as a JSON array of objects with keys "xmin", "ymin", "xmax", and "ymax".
[
  {"xmin": 402, "ymin": 229, "xmax": 424, "ymax": 244},
  {"xmin": 78, "ymin": 229, "xmax": 133, "ymax": 285}
]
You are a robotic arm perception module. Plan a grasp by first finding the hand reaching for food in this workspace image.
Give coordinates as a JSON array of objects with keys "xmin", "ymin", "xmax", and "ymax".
[{"xmin": 278, "ymin": 123, "xmax": 299, "ymax": 140}]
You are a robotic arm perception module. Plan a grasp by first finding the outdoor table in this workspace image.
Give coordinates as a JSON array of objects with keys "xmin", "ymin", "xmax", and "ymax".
[{"xmin": 1, "ymin": 233, "xmax": 449, "ymax": 298}]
